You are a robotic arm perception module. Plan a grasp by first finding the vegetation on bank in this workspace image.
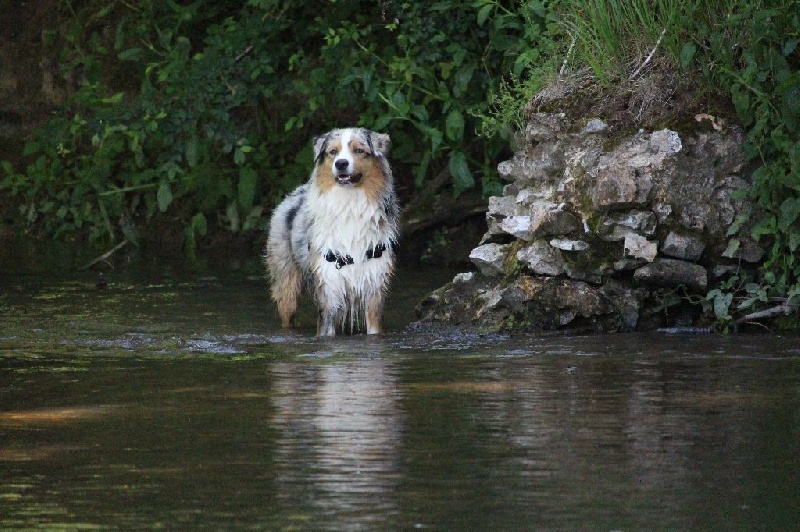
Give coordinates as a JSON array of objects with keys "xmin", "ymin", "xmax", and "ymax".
[
  {"xmin": 1, "ymin": 0, "xmax": 556, "ymax": 251},
  {"xmin": 1, "ymin": 0, "xmax": 798, "ymax": 325}
]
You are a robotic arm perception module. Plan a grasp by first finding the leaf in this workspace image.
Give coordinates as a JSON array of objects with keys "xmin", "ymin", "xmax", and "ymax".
[
  {"xmin": 726, "ymin": 212, "xmax": 750, "ymax": 236},
  {"xmin": 721, "ymin": 239, "xmax": 740, "ymax": 258},
  {"xmin": 680, "ymin": 42, "xmax": 696, "ymax": 68},
  {"xmin": 101, "ymin": 92, "xmax": 124, "ymax": 105},
  {"xmin": 784, "ymin": 38, "xmax": 799, "ymax": 56},
  {"xmin": 414, "ymin": 151, "xmax": 432, "ymax": 188},
  {"xmin": 453, "ymin": 64, "xmax": 475, "ymax": 97},
  {"xmin": 713, "ymin": 291, "xmax": 734, "ymax": 320},
  {"xmin": 789, "ymin": 228, "xmax": 800, "ymax": 253},
  {"xmin": 157, "ymin": 182, "xmax": 173, "ymax": 212},
  {"xmin": 238, "ymin": 166, "xmax": 257, "ymax": 210},
  {"xmin": 430, "ymin": 129, "xmax": 443, "ymax": 153},
  {"xmin": 445, "ymin": 109, "xmax": 465, "ymax": 142},
  {"xmin": 731, "ymin": 85, "xmax": 752, "ymax": 126},
  {"xmin": 234, "ymin": 147, "xmax": 246, "ymax": 165},
  {"xmin": 192, "ymin": 212, "xmax": 208, "ymax": 236},
  {"xmin": 449, "ymin": 150, "xmax": 474, "ymax": 194},
  {"xmin": 118, "ymin": 47, "xmax": 143, "ymax": 61},
  {"xmin": 477, "ymin": 4, "xmax": 493, "ymax": 27},
  {"xmin": 751, "ymin": 215, "xmax": 776, "ymax": 240},
  {"xmin": 778, "ymin": 197, "xmax": 800, "ymax": 231}
]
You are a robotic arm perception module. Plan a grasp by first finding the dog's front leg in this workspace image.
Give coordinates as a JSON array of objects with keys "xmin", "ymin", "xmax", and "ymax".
[
  {"xmin": 317, "ymin": 308, "xmax": 337, "ymax": 336},
  {"xmin": 365, "ymin": 292, "xmax": 385, "ymax": 334},
  {"xmin": 314, "ymin": 273, "xmax": 342, "ymax": 336}
]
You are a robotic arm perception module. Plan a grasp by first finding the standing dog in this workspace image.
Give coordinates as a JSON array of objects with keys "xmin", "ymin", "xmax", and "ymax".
[{"xmin": 264, "ymin": 127, "xmax": 400, "ymax": 336}]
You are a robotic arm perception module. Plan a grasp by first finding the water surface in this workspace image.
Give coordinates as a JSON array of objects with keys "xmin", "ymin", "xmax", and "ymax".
[{"xmin": 1, "ymin": 243, "xmax": 798, "ymax": 529}]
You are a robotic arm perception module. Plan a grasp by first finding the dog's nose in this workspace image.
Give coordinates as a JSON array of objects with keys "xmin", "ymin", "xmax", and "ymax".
[{"xmin": 335, "ymin": 159, "xmax": 349, "ymax": 171}]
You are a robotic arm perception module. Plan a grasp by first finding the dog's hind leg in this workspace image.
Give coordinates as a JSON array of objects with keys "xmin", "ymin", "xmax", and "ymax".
[
  {"xmin": 272, "ymin": 264, "xmax": 301, "ymax": 328},
  {"xmin": 265, "ymin": 239, "xmax": 302, "ymax": 328}
]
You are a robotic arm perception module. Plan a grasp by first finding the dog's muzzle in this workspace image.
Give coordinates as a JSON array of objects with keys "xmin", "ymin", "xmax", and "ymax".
[{"xmin": 334, "ymin": 158, "xmax": 362, "ymax": 185}]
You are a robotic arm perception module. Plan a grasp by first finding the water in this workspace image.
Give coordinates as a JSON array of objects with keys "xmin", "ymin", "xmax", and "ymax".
[{"xmin": 1, "ymin": 242, "xmax": 799, "ymax": 530}]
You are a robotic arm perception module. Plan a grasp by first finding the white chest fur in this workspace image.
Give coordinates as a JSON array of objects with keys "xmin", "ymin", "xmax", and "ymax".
[{"xmin": 307, "ymin": 185, "xmax": 394, "ymax": 262}]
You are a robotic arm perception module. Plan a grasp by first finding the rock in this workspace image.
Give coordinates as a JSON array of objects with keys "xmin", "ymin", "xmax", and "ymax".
[
  {"xmin": 652, "ymin": 202, "xmax": 673, "ymax": 223},
  {"xmin": 652, "ymin": 134, "xmax": 748, "ymax": 237},
  {"xmin": 517, "ymin": 240, "xmax": 566, "ymax": 276},
  {"xmin": 583, "ymin": 118, "xmax": 608, "ymax": 134},
  {"xmin": 550, "ymin": 238, "xmax": 589, "ymax": 251},
  {"xmin": 469, "ymin": 243, "xmax": 508, "ymax": 276},
  {"xmin": 624, "ymin": 233, "xmax": 658, "ymax": 262},
  {"xmin": 614, "ymin": 257, "xmax": 647, "ymax": 271},
  {"xmin": 500, "ymin": 215, "xmax": 534, "ymax": 241},
  {"xmin": 649, "ymin": 129, "xmax": 682, "ymax": 155},
  {"xmin": 497, "ymin": 158, "xmax": 517, "ymax": 181},
  {"xmin": 662, "ymin": 231, "xmax": 706, "ymax": 262},
  {"xmin": 474, "ymin": 288, "xmax": 504, "ymax": 319},
  {"xmin": 633, "ymin": 258, "xmax": 708, "ymax": 291},
  {"xmin": 485, "ymin": 195, "xmax": 519, "ymax": 239},
  {"xmin": 423, "ymin": 113, "xmax": 764, "ymax": 333},
  {"xmin": 515, "ymin": 187, "xmax": 550, "ymax": 205},
  {"xmin": 525, "ymin": 112, "xmax": 566, "ymax": 142},
  {"xmin": 600, "ymin": 210, "xmax": 657, "ymax": 241},
  {"xmin": 603, "ymin": 280, "xmax": 647, "ymax": 330},
  {"xmin": 711, "ymin": 265, "xmax": 739, "ymax": 278},
  {"xmin": 488, "ymin": 195, "xmax": 518, "ymax": 218},
  {"xmin": 453, "ymin": 272, "xmax": 475, "ymax": 284},
  {"xmin": 546, "ymin": 279, "xmax": 611, "ymax": 323},
  {"xmin": 529, "ymin": 201, "xmax": 580, "ymax": 237},
  {"xmin": 498, "ymin": 144, "xmax": 564, "ymax": 185},
  {"xmin": 591, "ymin": 130, "xmax": 682, "ymax": 211},
  {"xmin": 592, "ymin": 165, "xmax": 654, "ymax": 210}
]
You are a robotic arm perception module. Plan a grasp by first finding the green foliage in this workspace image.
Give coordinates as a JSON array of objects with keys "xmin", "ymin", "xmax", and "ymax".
[
  {"xmin": 559, "ymin": 0, "xmax": 682, "ymax": 82},
  {"xmin": 681, "ymin": 1, "xmax": 800, "ymax": 323},
  {"xmin": 1, "ymin": 0, "xmax": 558, "ymax": 246}
]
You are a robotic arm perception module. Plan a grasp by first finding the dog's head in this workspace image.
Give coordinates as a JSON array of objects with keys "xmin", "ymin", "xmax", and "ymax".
[{"xmin": 312, "ymin": 128, "xmax": 391, "ymax": 187}]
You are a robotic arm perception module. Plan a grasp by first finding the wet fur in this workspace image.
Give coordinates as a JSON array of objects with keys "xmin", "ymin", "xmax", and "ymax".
[{"xmin": 264, "ymin": 128, "xmax": 400, "ymax": 336}]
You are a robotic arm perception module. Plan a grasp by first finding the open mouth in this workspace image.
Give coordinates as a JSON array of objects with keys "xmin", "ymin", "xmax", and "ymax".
[{"xmin": 335, "ymin": 173, "xmax": 363, "ymax": 185}]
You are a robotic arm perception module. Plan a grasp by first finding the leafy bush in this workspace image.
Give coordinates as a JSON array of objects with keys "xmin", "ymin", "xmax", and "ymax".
[
  {"xmin": 2, "ymin": 0, "xmax": 558, "ymax": 249},
  {"xmin": 684, "ymin": 1, "xmax": 800, "ymax": 327}
]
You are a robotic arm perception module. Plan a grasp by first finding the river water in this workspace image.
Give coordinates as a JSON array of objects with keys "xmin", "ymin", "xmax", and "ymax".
[{"xmin": 1, "ymin": 242, "xmax": 799, "ymax": 530}]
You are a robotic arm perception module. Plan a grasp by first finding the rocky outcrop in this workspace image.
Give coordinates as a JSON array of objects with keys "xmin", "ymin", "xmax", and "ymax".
[{"xmin": 413, "ymin": 113, "xmax": 761, "ymax": 333}]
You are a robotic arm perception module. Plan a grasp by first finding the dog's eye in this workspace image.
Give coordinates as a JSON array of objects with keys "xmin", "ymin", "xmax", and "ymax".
[
  {"xmin": 354, "ymin": 148, "xmax": 365, "ymax": 156},
  {"xmin": 328, "ymin": 149, "xmax": 338, "ymax": 157}
]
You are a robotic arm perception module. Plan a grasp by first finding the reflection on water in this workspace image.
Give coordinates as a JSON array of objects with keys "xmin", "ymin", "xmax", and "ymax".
[
  {"xmin": 272, "ymin": 360, "xmax": 403, "ymax": 526},
  {"xmin": 1, "ymin": 244, "xmax": 799, "ymax": 529}
]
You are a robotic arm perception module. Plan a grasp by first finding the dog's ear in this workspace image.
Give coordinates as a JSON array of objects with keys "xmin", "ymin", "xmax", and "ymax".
[
  {"xmin": 369, "ymin": 131, "xmax": 390, "ymax": 158},
  {"xmin": 313, "ymin": 133, "xmax": 330, "ymax": 164}
]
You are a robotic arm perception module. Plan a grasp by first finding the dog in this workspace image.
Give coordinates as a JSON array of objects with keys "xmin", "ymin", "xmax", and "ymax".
[{"xmin": 264, "ymin": 127, "xmax": 400, "ymax": 336}]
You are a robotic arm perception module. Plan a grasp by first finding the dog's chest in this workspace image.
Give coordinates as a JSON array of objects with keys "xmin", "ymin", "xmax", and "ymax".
[{"xmin": 308, "ymin": 187, "xmax": 390, "ymax": 257}]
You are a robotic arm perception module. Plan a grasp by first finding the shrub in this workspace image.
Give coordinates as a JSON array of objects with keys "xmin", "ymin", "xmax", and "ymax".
[{"xmin": 2, "ymin": 0, "xmax": 558, "ymax": 249}]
